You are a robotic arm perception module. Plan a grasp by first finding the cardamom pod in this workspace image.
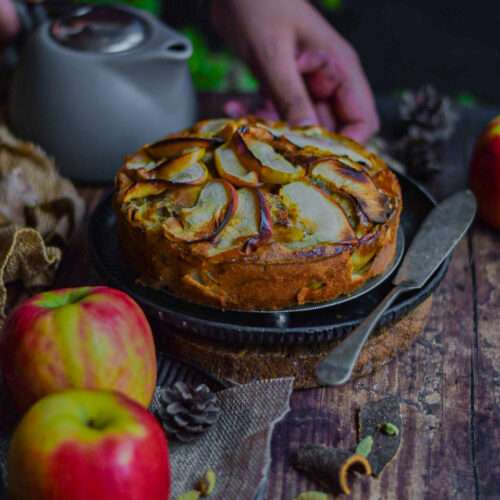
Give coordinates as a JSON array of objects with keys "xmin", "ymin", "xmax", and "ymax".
[
  {"xmin": 355, "ymin": 435, "xmax": 373, "ymax": 457},
  {"xmin": 375, "ymin": 422, "xmax": 399, "ymax": 436},
  {"xmin": 176, "ymin": 490, "xmax": 201, "ymax": 500},
  {"xmin": 293, "ymin": 492, "xmax": 329, "ymax": 500},
  {"xmin": 199, "ymin": 469, "xmax": 216, "ymax": 496}
]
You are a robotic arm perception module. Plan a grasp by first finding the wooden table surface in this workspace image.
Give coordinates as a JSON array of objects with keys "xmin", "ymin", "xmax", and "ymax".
[{"xmin": 11, "ymin": 93, "xmax": 500, "ymax": 499}]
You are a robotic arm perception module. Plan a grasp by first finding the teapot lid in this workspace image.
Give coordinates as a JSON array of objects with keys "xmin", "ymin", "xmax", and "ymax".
[{"xmin": 50, "ymin": 5, "xmax": 149, "ymax": 53}]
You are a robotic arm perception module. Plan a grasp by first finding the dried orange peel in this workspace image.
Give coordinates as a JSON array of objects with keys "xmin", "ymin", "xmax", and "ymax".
[{"xmin": 293, "ymin": 444, "xmax": 372, "ymax": 495}]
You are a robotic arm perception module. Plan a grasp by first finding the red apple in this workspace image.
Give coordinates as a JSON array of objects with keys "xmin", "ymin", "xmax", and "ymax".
[
  {"xmin": 8, "ymin": 389, "xmax": 170, "ymax": 500},
  {"xmin": 0, "ymin": 286, "xmax": 157, "ymax": 413},
  {"xmin": 469, "ymin": 115, "xmax": 500, "ymax": 229}
]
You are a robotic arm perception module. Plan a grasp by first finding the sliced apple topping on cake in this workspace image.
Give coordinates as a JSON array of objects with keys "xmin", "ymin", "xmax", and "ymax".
[
  {"xmin": 208, "ymin": 187, "xmax": 273, "ymax": 254},
  {"xmin": 243, "ymin": 188, "xmax": 274, "ymax": 252},
  {"xmin": 122, "ymin": 179, "xmax": 171, "ymax": 203},
  {"xmin": 145, "ymin": 136, "xmax": 224, "ymax": 160},
  {"xmin": 230, "ymin": 128, "xmax": 304, "ymax": 184},
  {"xmin": 214, "ymin": 146, "xmax": 261, "ymax": 187},
  {"xmin": 311, "ymin": 160, "xmax": 390, "ymax": 223},
  {"xmin": 152, "ymin": 158, "xmax": 208, "ymax": 185},
  {"xmin": 193, "ymin": 118, "xmax": 232, "ymax": 137},
  {"xmin": 125, "ymin": 151, "xmax": 157, "ymax": 172},
  {"xmin": 280, "ymin": 181, "xmax": 356, "ymax": 248},
  {"xmin": 163, "ymin": 179, "xmax": 238, "ymax": 243},
  {"xmin": 283, "ymin": 131, "xmax": 373, "ymax": 167}
]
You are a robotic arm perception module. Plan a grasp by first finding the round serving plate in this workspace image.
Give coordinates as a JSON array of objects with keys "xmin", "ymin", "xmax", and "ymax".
[{"xmin": 89, "ymin": 170, "xmax": 450, "ymax": 345}]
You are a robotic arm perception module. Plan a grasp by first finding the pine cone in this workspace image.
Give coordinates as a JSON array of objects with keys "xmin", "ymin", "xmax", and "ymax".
[
  {"xmin": 393, "ymin": 135, "xmax": 443, "ymax": 180},
  {"xmin": 399, "ymin": 84, "xmax": 458, "ymax": 143},
  {"xmin": 157, "ymin": 382, "xmax": 221, "ymax": 443},
  {"xmin": 393, "ymin": 84, "xmax": 458, "ymax": 179}
]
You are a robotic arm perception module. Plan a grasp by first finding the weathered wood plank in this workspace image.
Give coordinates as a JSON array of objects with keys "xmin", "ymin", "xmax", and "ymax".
[
  {"xmin": 470, "ymin": 223, "xmax": 500, "ymax": 498},
  {"xmin": 267, "ymin": 237, "xmax": 476, "ymax": 499}
]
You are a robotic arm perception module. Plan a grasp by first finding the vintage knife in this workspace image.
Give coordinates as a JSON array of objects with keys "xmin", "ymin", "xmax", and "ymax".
[{"xmin": 316, "ymin": 189, "xmax": 477, "ymax": 386}]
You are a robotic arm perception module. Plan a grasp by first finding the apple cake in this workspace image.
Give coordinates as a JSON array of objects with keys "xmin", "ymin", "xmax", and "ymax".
[{"xmin": 113, "ymin": 117, "xmax": 402, "ymax": 311}]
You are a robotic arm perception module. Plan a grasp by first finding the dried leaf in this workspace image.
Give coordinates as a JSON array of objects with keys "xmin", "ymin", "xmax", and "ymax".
[{"xmin": 358, "ymin": 396, "xmax": 402, "ymax": 476}]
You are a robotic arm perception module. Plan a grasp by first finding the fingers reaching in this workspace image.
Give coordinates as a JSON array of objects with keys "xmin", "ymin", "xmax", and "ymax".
[
  {"xmin": 249, "ymin": 37, "xmax": 319, "ymax": 126},
  {"xmin": 0, "ymin": 0, "xmax": 19, "ymax": 42},
  {"xmin": 212, "ymin": 0, "xmax": 379, "ymax": 142},
  {"xmin": 298, "ymin": 48, "xmax": 379, "ymax": 141}
]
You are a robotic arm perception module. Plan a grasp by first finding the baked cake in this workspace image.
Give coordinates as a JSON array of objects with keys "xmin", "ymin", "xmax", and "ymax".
[{"xmin": 113, "ymin": 117, "xmax": 402, "ymax": 310}]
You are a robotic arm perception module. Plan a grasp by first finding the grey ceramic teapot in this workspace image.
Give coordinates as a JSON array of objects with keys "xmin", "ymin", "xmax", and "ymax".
[{"xmin": 8, "ymin": 3, "xmax": 197, "ymax": 181}]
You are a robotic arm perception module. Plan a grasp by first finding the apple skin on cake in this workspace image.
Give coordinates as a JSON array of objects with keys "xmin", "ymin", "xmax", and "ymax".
[{"xmin": 113, "ymin": 117, "xmax": 402, "ymax": 311}]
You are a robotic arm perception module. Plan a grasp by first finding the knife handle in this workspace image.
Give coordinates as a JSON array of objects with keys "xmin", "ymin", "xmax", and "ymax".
[{"xmin": 316, "ymin": 282, "xmax": 412, "ymax": 386}]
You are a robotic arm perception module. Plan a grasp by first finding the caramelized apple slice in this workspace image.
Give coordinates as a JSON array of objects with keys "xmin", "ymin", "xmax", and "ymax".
[
  {"xmin": 210, "ymin": 187, "xmax": 259, "ymax": 253},
  {"xmin": 243, "ymin": 188, "xmax": 273, "ymax": 252},
  {"xmin": 124, "ymin": 151, "xmax": 156, "ymax": 171},
  {"xmin": 280, "ymin": 181, "xmax": 355, "ymax": 247},
  {"xmin": 145, "ymin": 137, "xmax": 224, "ymax": 160},
  {"xmin": 163, "ymin": 179, "xmax": 238, "ymax": 243},
  {"xmin": 284, "ymin": 132, "xmax": 372, "ymax": 166},
  {"xmin": 217, "ymin": 122, "xmax": 240, "ymax": 142},
  {"xmin": 209, "ymin": 187, "xmax": 273, "ymax": 254},
  {"xmin": 153, "ymin": 159, "xmax": 208, "ymax": 186},
  {"xmin": 152, "ymin": 148, "xmax": 204, "ymax": 173},
  {"xmin": 311, "ymin": 160, "xmax": 389, "ymax": 223},
  {"xmin": 214, "ymin": 146, "xmax": 261, "ymax": 187},
  {"xmin": 232, "ymin": 130, "xmax": 304, "ymax": 184},
  {"xmin": 194, "ymin": 118, "xmax": 232, "ymax": 136},
  {"xmin": 122, "ymin": 180, "xmax": 170, "ymax": 203}
]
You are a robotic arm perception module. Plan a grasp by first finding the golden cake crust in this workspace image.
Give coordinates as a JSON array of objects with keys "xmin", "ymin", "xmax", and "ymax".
[{"xmin": 113, "ymin": 117, "xmax": 402, "ymax": 310}]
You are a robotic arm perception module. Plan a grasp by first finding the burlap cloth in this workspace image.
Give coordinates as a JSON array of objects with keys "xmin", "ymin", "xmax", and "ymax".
[
  {"xmin": 0, "ymin": 376, "xmax": 294, "ymax": 500},
  {"xmin": 0, "ymin": 126, "xmax": 84, "ymax": 319}
]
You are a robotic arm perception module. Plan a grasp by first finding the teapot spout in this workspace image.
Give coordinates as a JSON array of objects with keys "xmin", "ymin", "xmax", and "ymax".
[{"xmin": 163, "ymin": 34, "xmax": 193, "ymax": 61}]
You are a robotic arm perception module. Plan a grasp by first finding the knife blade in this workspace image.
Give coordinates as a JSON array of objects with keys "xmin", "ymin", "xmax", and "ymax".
[
  {"xmin": 316, "ymin": 189, "xmax": 477, "ymax": 386},
  {"xmin": 392, "ymin": 189, "xmax": 477, "ymax": 288}
]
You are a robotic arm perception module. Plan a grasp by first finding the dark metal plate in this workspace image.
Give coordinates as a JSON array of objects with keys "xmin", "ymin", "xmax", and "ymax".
[
  {"xmin": 89, "ymin": 170, "xmax": 450, "ymax": 345},
  {"xmin": 156, "ymin": 351, "xmax": 227, "ymax": 391}
]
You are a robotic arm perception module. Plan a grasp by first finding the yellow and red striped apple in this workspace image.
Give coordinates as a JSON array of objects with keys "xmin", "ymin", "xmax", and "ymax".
[
  {"xmin": 0, "ymin": 286, "xmax": 156, "ymax": 413},
  {"xmin": 8, "ymin": 389, "xmax": 170, "ymax": 500},
  {"xmin": 469, "ymin": 115, "xmax": 500, "ymax": 230}
]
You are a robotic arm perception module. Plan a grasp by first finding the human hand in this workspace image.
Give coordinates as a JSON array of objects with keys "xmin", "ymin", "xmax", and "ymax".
[
  {"xmin": 0, "ymin": 0, "xmax": 20, "ymax": 43},
  {"xmin": 210, "ymin": 0, "xmax": 379, "ymax": 142}
]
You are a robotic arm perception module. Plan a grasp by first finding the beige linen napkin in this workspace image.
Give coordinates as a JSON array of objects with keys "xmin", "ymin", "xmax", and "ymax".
[{"xmin": 0, "ymin": 127, "xmax": 84, "ymax": 318}]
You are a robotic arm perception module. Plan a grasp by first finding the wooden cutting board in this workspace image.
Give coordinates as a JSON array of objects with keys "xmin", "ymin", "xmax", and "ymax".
[{"xmin": 151, "ymin": 296, "xmax": 433, "ymax": 388}]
